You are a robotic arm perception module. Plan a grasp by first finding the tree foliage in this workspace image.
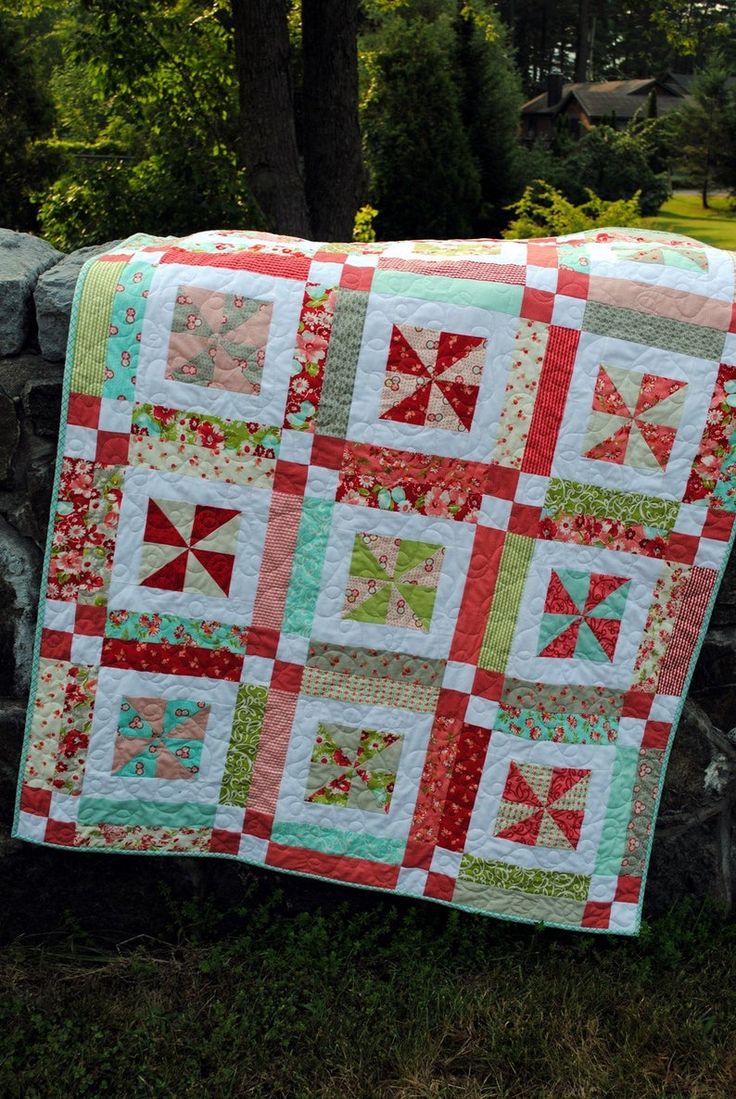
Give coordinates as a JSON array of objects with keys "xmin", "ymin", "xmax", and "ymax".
[
  {"xmin": 669, "ymin": 52, "xmax": 736, "ymax": 205},
  {"xmin": 35, "ymin": 0, "xmax": 250, "ymax": 249},
  {"xmin": 503, "ymin": 179, "xmax": 642, "ymax": 238},
  {"xmin": 8, "ymin": 0, "xmax": 365, "ymax": 245},
  {"xmin": 0, "ymin": 11, "xmax": 56, "ymax": 231},
  {"xmin": 556, "ymin": 123, "xmax": 672, "ymax": 215},
  {"xmin": 650, "ymin": 0, "xmax": 736, "ymax": 69},
  {"xmin": 497, "ymin": 0, "xmax": 736, "ymax": 91},
  {"xmin": 361, "ymin": 0, "xmax": 522, "ymax": 239},
  {"xmin": 512, "ymin": 116, "xmax": 672, "ymax": 221},
  {"xmin": 3, "ymin": 0, "xmax": 733, "ymax": 246}
]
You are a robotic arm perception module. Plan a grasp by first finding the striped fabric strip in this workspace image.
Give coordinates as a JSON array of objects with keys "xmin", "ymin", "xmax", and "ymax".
[
  {"xmin": 521, "ymin": 325, "xmax": 580, "ymax": 477},
  {"xmin": 300, "ymin": 666, "xmax": 440, "ymax": 713},
  {"xmin": 70, "ymin": 260, "xmax": 127, "ymax": 396}
]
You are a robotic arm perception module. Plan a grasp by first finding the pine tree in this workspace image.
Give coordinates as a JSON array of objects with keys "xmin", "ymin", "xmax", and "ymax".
[
  {"xmin": 361, "ymin": 0, "xmax": 522, "ymax": 240},
  {"xmin": 672, "ymin": 53, "xmax": 734, "ymax": 208}
]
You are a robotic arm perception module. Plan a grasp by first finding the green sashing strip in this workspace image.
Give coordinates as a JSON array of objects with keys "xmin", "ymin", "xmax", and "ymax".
[
  {"xmin": 306, "ymin": 640, "xmax": 445, "ymax": 685},
  {"xmin": 315, "ymin": 290, "xmax": 370, "ymax": 437},
  {"xmin": 77, "ymin": 798, "xmax": 216, "ymax": 830},
  {"xmin": 371, "ymin": 270, "xmax": 524, "ymax": 315},
  {"xmin": 458, "ymin": 854, "xmax": 590, "ymax": 901},
  {"xmin": 583, "ymin": 300, "xmax": 726, "ymax": 362},
  {"xmin": 70, "ymin": 260, "xmax": 127, "ymax": 396},
  {"xmin": 594, "ymin": 747, "xmax": 641, "ymax": 875},
  {"xmin": 501, "ymin": 677, "xmax": 625, "ymax": 713},
  {"xmin": 281, "ymin": 499, "xmax": 334, "ymax": 636},
  {"xmin": 219, "ymin": 685, "xmax": 268, "ymax": 808},
  {"xmin": 545, "ymin": 478, "xmax": 680, "ymax": 532},
  {"xmin": 478, "ymin": 533, "xmax": 535, "ymax": 673}
]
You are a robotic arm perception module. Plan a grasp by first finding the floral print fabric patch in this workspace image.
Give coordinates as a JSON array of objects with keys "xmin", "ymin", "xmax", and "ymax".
[{"xmin": 14, "ymin": 227, "xmax": 736, "ymax": 935}]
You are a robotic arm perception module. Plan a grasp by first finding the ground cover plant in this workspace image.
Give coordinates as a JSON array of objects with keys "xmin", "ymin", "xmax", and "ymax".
[{"xmin": 1, "ymin": 888, "xmax": 734, "ymax": 1098}]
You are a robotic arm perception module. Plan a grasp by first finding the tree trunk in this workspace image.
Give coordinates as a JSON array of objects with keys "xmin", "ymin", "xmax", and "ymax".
[
  {"xmin": 301, "ymin": 0, "xmax": 364, "ymax": 240},
  {"xmin": 538, "ymin": 1, "xmax": 547, "ymax": 83},
  {"xmin": 231, "ymin": 0, "xmax": 311, "ymax": 236},
  {"xmin": 574, "ymin": 0, "xmax": 590, "ymax": 82}
]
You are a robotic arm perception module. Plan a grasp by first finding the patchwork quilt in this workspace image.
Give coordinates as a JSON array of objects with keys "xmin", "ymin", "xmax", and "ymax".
[{"xmin": 14, "ymin": 228, "xmax": 736, "ymax": 935}]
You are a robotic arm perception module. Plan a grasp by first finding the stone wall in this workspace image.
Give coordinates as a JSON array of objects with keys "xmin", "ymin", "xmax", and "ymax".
[{"xmin": 0, "ymin": 228, "xmax": 734, "ymax": 939}]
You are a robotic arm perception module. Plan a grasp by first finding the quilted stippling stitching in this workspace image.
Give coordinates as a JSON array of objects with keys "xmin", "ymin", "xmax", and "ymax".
[{"xmin": 13, "ymin": 227, "xmax": 736, "ymax": 937}]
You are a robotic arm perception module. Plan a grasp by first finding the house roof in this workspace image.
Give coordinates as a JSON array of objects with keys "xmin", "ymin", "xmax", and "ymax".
[
  {"xmin": 521, "ymin": 78, "xmax": 689, "ymax": 119},
  {"xmin": 661, "ymin": 71, "xmax": 695, "ymax": 92}
]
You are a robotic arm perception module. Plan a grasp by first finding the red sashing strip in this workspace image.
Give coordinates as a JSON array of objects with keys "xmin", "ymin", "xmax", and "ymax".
[
  {"xmin": 378, "ymin": 256, "xmax": 526, "ymax": 284},
  {"xmin": 657, "ymin": 567, "xmax": 717, "ymax": 695},
  {"xmin": 436, "ymin": 723, "xmax": 492, "ymax": 851},
  {"xmin": 160, "ymin": 247, "xmax": 312, "ymax": 280},
  {"xmin": 522, "ymin": 325, "xmax": 580, "ymax": 477},
  {"xmin": 450, "ymin": 526, "xmax": 506, "ymax": 664},
  {"xmin": 407, "ymin": 708, "xmax": 467, "ymax": 847},
  {"xmin": 266, "ymin": 844, "xmax": 400, "ymax": 889},
  {"xmin": 250, "ymin": 492, "xmax": 304, "ymax": 630}
]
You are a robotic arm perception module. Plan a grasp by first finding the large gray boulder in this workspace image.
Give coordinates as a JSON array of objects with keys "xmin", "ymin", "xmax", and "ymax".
[
  {"xmin": 35, "ymin": 241, "xmax": 120, "ymax": 362},
  {"xmin": 0, "ymin": 230, "xmax": 63, "ymax": 355},
  {"xmin": 0, "ymin": 386, "xmax": 18, "ymax": 484}
]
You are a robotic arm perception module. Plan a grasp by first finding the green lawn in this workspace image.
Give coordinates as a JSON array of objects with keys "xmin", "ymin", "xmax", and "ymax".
[
  {"xmin": 643, "ymin": 192, "xmax": 736, "ymax": 249},
  {"xmin": 1, "ymin": 894, "xmax": 735, "ymax": 1098}
]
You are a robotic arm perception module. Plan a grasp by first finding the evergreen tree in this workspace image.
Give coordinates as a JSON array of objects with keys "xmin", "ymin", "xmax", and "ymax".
[
  {"xmin": 0, "ymin": 12, "xmax": 55, "ymax": 230},
  {"xmin": 361, "ymin": 0, "xmax": 522, "ymax": 240},
  {"xmin": 456, "ymin": 2, "xmax": 524, "ymax": 236},
  {"xmin": 671, "ymin": 52, "xmax": 736, "ymax": 206},
  {"xmin": 498, "ymin": 0, "xmax": 736, "ymax": 89},
  {"xmin": 361, "ymin": 3, "xmax": 481, "ymax": 239},
  {"xmin": 557, "ymin": 124, "xmax": 671, "ymax": 215}
]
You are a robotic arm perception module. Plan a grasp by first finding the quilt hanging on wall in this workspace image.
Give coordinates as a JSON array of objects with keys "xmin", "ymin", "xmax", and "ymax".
[{"xmin": 13, "ymin": 227, "xmax": 736, "ymax": 935}]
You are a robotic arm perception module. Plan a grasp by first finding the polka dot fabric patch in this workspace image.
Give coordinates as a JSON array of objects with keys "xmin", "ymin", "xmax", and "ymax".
[{"xmin": 14, "ymin": 227, "xmax": 736, "ymax": 934}]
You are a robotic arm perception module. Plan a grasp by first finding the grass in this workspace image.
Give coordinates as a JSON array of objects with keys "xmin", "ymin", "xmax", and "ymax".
[
  {"xmin": 0, "ymin": 890, "xmax": 735, "ymax": 1098},
  {"xmin": 642, "ymin": 192, "xmax": 736, "ymax": 249}
]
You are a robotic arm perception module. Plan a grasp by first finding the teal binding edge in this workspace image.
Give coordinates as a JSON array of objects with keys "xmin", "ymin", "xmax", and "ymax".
[{"xmin": 11, "ymin": 235, "xmax": 736, "ymax": 937}]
